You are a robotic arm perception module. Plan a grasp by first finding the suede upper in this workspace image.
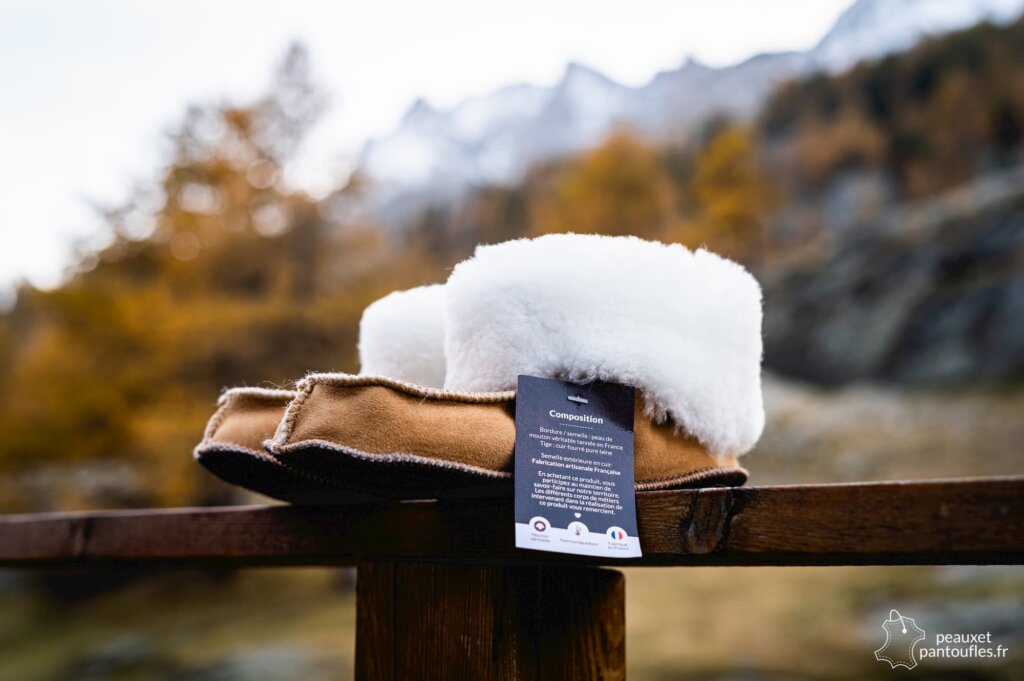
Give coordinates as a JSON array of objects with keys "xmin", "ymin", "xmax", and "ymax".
[{"xmin": 196, "ymin": 376, "xmax": 747, "ymax": 502}]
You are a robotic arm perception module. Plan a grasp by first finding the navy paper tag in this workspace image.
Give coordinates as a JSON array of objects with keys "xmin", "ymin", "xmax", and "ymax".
[{"xmin": 514, "ymin": 375, "xmax": 641, "ymax": 558}]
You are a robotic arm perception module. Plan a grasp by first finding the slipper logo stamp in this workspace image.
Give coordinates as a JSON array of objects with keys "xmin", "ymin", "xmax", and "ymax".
[{"xmin": 875, "ymin": 609, "xmax": 926, "ymax": 670}]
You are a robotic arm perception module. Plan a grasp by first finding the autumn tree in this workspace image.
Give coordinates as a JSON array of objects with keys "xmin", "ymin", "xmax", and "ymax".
[
  {"xmin": 529, "ymin": 130, "xmax": 679, "ymax": 238},
  {"xmin": 0, "ymin": 45, "xmax": 435, "ymax": 511},
  {"xmin": 678, "ymin": 124, "xmax": 776, "ymax": 263}
]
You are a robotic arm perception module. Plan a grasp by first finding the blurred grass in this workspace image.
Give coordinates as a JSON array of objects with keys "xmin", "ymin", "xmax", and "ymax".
[
  {"xmin": 1, "ymin": 564, "xmax": 1020, "ymax": 681},
  {"xmin": 751, "ymin": 376, "xmax": 1024, "ymax": 484},
  {"xmin": 626, "ymin": 565, "xmax": 1024, "ymax": 680},
  {"xmin": 0, "ymin": 569, "xmax": 355, "ymax": 681}
]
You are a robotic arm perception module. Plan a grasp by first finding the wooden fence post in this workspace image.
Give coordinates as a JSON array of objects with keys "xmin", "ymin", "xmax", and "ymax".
[{"xmin": 356, "ymin": 561, "xmax": 625, "ymax": 681}]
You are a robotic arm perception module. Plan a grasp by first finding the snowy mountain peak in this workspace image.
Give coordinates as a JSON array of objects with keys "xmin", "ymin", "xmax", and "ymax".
[
  {"xmin": 359, "ymin": 0, "xmax": 1024, "ymax": 215},
  {"xmin": 563, "ymin": 60, "xmax": 604, "ymax": 79},
  {"xmin": 404, "ymin": 98, "xmax": 435, "ymax": 120},
  {"xmin": 814, "ymin": 0, "xmax": 1024, "ymax": 70}
]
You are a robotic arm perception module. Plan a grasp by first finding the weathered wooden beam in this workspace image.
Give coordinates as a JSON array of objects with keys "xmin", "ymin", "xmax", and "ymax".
[
  {"xmin": 355, "ymin": 562, "xmax": 625, "ymax": 680},
  {"xmin": 0, "ymin": 476, "xmax": 1021, "ymax": 568}
]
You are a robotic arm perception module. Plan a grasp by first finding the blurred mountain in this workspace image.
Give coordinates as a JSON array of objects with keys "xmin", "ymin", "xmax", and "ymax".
[
  {"xmin": 359, "ymin": 0, "xmax": 1024, "ymax": 220},
  {"xmin": 359, "ymin": 54, "xmax": 805, "ymax": 223},
  {"xmin": 403, "ymin": 13, "xmax": 1024, "ymax": 387},
  {"xmin": 813, "ymin": 0, "xmax": 1024, "ymax": 70},
  {"xmin": 362, "ymin": 55, "xmax": 802, "ymax": 190},
  {"xmin": 763, "ymin": 165, "xmax": 1024, "ymax": 386}
]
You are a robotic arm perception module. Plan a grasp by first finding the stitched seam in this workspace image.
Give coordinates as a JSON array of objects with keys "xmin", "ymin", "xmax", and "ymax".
[
  {"xmin": 194, "ymin": 442, "xmax": 366, "ymax": 489},
  {"xmin": 201, "ymin": 399, "xmax": 234, "ymax": 442},
  {"xmin": 271, "ymin": 425, "xmax": 514, "ymax": 463},
  {"xmin": 636, "ymin": 466, "xmax": 749, "ymax": 490},
  {"xmin": 268, "ymin": 373, "xmax": 516, "ymax": 451},
  {"xmin": 221, "ymin": 387, "xmax": 297, "ymax": 402},
  {"xmin": 197, "ymin": 443, "xmax": 744, "ymax": 490},
  {"xmin": 204, "ymin": 388, "xmax": 297, "ymax": 442},
  {"xmin": 268, "ymin": 379, "xmax": 317, "ymax": 448},
  {"xmin": 266, "ymin": 437, "xmax": 514, "ymax": 479},
  {"xmin": 303, "ymin": 372, "xmax": 517, "ymax": 403}
]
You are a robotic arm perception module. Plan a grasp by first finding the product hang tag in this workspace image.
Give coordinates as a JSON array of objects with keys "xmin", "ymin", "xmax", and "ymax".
[{"xmin": 514, "ymin": 375, "xmax": 641, "ymax": 558}]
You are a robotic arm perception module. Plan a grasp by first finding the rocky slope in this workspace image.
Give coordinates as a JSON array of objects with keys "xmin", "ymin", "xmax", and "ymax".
[{"xmin": 762, "ymin": 166, "xmax": 1024, "ymax": 386}]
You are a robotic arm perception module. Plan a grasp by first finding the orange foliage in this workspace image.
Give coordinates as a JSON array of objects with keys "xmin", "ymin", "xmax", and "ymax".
[
  {"xmin": 0, "ymin": 46, "xmax": 439, "ymax": 511},
  {"xmin": 529, "ymin": 130, "xmax": 679, "ymax": 238},
  {"xmin": 791, "ymin": 115, "xmax": 887, "ymax": 187},
  {"xmin": 679, "ymin": 125, "xmax": 777, "ymax": 262}
]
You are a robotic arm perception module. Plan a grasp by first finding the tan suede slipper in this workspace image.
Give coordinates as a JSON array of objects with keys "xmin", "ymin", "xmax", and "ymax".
[
  {"xmin": 197, "ymin": 235, "xmax": 763, "ymax": 503},
  {"xmin": 194, "ymin": 387, "xmax": 382, "ymax": 503},
  {"xmin": 195, "ymin": 374, "xmax": 747, "ymax": 503}
]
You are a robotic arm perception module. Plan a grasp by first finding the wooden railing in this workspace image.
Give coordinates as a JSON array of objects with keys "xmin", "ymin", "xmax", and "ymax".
[{"xmin": 3, "ymin": 476, "xmax": 1023, "ymax": 679}]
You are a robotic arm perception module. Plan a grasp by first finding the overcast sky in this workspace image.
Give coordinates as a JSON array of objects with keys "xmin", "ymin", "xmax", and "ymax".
[{"xmin": 0, "ymin": 0, "xmax": 853, "ymax": 296}]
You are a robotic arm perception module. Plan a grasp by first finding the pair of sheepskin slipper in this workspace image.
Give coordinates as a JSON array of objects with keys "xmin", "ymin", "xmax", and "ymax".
[{"xmin": 195, "ymin": 234, "xmax": 763, "ymax": 503}]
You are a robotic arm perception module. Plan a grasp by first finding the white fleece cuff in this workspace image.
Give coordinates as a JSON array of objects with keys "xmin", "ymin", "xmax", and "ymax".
[
  {"xmin": 443, "ymin": 234, "xmax": 765, "ymax": 457},
  {"xmin": 358, "ymin": 284, "xmax": 447, "ymax": 388}
]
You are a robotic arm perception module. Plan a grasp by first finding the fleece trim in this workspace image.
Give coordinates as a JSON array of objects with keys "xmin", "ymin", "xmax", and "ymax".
[
  {"xmin": 199, "ymin": 387, "xmax": 297, "ymax": 450},
  {"xmin": 443, "ymin": 233, "xmax": 765, "ymax": 458},
  {"xmin": 358, "ymin": 284, "xmax": 447, "ymax": 388}
]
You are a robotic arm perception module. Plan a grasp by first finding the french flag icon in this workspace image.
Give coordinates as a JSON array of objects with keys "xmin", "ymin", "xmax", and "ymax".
[{"xmin": 608, "ymin": 528, "xmax": 625, "ymax": 540}]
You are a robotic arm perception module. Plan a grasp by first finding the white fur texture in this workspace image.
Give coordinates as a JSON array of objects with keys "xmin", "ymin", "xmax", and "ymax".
[
  {"xmin": 358, "ymin": 285, "xmax": 447, "ymax": 388},
  {"xmin": 443, "ymin": 234, "xmax": 765, "ymax": 457}
]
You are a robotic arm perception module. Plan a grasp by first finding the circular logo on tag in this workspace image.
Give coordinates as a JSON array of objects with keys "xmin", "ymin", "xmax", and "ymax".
[
  {"xmin": 529, "ymin": 516, "xmax": 549, "ymax": 533},
  {"xmin": 607, "ymin": 527, "xmax": 627, "ymax": 541}
]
